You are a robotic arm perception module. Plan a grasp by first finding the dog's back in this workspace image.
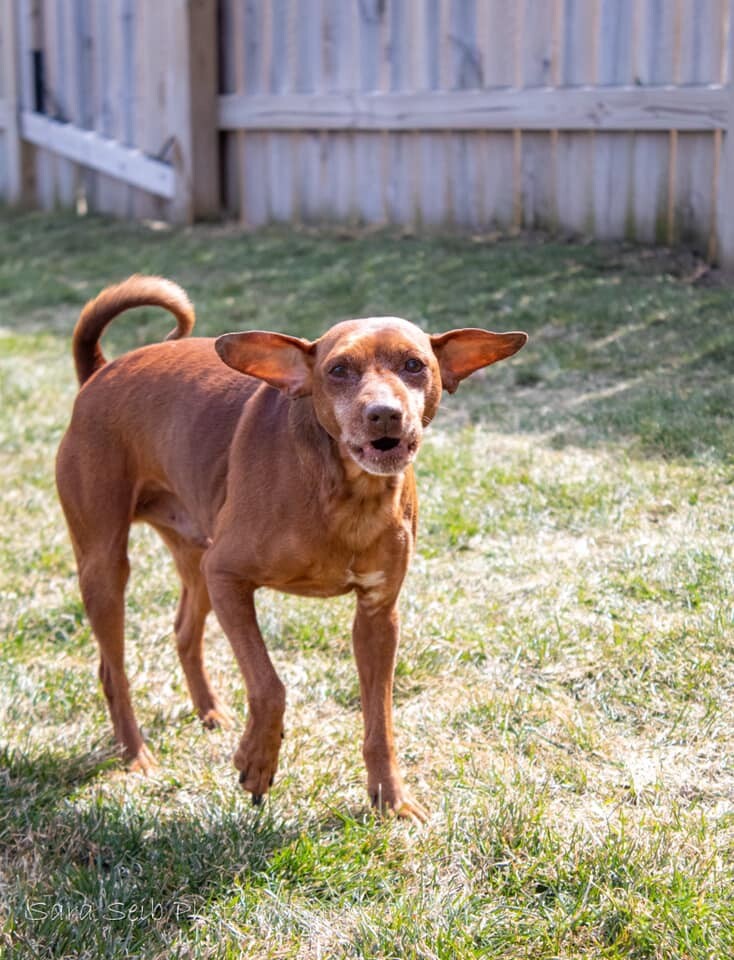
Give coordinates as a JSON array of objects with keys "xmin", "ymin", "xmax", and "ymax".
[
  {"xmin": 58, "ymin": 276, "xmax": 261, "ymax": 542},
  {"xmin": 60, "ymin": 338, "xmax": 251, "ymax": 529}
]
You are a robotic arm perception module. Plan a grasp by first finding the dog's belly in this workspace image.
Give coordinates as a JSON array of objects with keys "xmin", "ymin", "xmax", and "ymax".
[
  {"xmin": 135, "ymin": 489, "xmax": 211, "ymax": 549},
  {"xmin": 270, "ymin": 578, "xmax": 353, "ymax": 599}
]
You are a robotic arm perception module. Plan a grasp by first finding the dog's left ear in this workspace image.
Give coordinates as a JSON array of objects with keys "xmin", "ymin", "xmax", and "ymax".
[
  {"xmin": 430, "ymin": 329, "xmax": 528, "ymax": 394},
  {"xmin": 215, "ymin": 331, "xmax": 315, "ymax": 398}
]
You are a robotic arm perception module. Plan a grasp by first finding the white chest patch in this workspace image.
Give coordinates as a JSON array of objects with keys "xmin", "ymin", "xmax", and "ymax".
[
  {"xmin": 347, "ymin": 569, "xmax": 386, "ymax": 591},
  {"xmin": 346, "ymin": 569, "xmax": 389, "ymax": 610}
]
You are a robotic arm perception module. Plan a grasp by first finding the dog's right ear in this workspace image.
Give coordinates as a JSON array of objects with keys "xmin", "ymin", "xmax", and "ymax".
[{"xmin": 215, "ymin": 331, "xmax": 315, "ymax": 398}]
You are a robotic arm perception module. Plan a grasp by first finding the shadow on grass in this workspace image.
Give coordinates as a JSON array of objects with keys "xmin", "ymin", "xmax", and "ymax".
[
  {"xmin": 2, "ymin": 212, "xmax": 733, "ymax": 462},
  {"xmin": 0, "ymin": 743, "xmax": 116, "ymax": 814},
  {"xmin": 1, "ymin": 742, "xmax": 386, "ymax": 957}
]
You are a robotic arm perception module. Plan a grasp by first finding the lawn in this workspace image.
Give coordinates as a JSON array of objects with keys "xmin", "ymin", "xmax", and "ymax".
[{"xmin": 1, "ymin": 211, "xmax": 733, "ymax": 959}]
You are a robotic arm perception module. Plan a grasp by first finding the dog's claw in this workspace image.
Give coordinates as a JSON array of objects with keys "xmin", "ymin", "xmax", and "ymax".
[{"xmin": 251, "ymin": 793, "xmax": 263, "ymax": 806}]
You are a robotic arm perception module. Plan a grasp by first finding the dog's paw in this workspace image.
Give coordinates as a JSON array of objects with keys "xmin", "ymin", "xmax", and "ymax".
[
  {"xmin": 392, "ymin": 794, "xmax": 429, "ymax": 824},
  {"xmin": 234, "ymin": 731, "xmax": 281, "ymax": 803},
  {"xmin": 200, "ymin": 704, "xmax": 233, "ymax": 730},
  {"xmin": 237, "ymin": 764, "xmax": 277, "ymax": 804},
  {"xmin": 369, "ymin": 783, "xmax": 429, "ymax": 824},
  {"xmin": 127, "ymin": 744, "xmax": 158, "ymax": 776}
]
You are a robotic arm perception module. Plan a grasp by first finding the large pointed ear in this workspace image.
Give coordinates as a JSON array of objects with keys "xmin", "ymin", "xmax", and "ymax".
[
  {"xmin": 430, "ymin": 328, "xmax": 528, "ymax": 394},
  {"xmin": 215, "ymin": 331, "xmax": 315, "ymax": 398}
]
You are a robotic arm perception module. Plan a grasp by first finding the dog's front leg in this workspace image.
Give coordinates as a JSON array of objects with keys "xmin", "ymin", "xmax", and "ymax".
[
  {"xmin": 352, "ymin": 601, "xmax": 428, "ymax": 823},
  {"xmin": 204, "ymin": 564, "xmax": 285, "ymax": 804}
]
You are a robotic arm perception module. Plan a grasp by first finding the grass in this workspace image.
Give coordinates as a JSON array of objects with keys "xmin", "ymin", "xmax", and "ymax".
[{"xmin": 1, "ymin": 210, "xmax": 733, "ymax": 959}]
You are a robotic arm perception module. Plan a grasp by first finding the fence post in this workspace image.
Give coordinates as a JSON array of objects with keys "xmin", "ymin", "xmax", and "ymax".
[
  {"xmin": 717, "ymin": 0, "xmax": 734, "ymax": 266},
  {"xmin": 187, "ymin": 0, "xmax": 220, "ymax": 219},
  {"xmin": 15, "ymin": 0, "xmax": 45, "ymax": 206},
  {"xmin": 0, "ymin": 0, "xmax": 21, "ymax": 202},
  {"xmin": 162, "ymin": 0, "xmax": 219, "ymax": 223}
]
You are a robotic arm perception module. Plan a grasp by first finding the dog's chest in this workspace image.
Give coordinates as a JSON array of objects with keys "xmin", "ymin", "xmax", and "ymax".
[
  {"xmin": 250, "ymin": 518, "xmax": 410, "ymax": 604},
  {"xmin": 225, "ymin": 447, "xmax": 414, "ymax": 600},
  {"xmin": 255, "ymin": 541, "xmax": 377, "ymax": 599}
]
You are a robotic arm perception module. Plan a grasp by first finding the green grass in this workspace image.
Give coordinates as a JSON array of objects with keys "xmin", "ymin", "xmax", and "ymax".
[{"xmin": 1, "ymin": 210, "xmax": 733, "ymax": 959}]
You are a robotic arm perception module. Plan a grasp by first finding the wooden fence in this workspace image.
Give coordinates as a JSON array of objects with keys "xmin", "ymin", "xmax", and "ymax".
[{"xmin": 3, "ymin": 0, "xmax": 734, "ymax": 263}]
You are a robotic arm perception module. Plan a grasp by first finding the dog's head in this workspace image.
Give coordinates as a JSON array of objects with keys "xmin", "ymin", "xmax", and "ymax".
[{"xmin": 216, "ymin": 318, "xmax": 526, "ymax": 476}]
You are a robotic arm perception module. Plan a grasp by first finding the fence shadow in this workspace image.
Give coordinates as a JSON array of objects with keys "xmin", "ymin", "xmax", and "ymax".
[
  {"xmin": 2, "ymin": 739, "xmax": 379, "ymax": 954},
  {"xmin": 2, "ymin": 216, "xmax": 732, "ymax": 462}
]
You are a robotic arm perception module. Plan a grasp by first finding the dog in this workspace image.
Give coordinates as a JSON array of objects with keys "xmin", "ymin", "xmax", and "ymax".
[{"xmin": 56, "ymin": 275, "xmax": 527, "ymax": 820}]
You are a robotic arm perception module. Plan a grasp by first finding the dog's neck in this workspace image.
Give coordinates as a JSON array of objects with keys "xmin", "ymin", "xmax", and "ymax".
[{"xmin": 289, "ymin": 398, "xmax": 411, "ymax": 551}]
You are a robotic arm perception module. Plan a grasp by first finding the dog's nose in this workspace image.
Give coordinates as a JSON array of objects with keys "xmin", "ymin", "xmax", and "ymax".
[{"xmin": 365, "ymin": 402, "xmax": 403, "ymax": 433}]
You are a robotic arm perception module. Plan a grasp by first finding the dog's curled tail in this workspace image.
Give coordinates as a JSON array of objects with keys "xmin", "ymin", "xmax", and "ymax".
[{"xmin": 73, "ymin": 275, "xmax": 195, "ymax": 386}]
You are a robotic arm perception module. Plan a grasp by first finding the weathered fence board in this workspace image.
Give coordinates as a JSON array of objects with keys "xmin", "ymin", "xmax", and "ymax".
[{"xmin": 0, "ymin": 0, "xmax": 21, "ymax": 202}]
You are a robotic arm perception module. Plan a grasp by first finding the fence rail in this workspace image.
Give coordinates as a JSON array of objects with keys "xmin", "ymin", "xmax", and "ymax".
[
  {"xmin": 3, "ymin": 0, "xmax": 734, "ymax": 264},
  {"xmin": 218, "ymin": 86, "xmax": 729, "ymax": 132}
]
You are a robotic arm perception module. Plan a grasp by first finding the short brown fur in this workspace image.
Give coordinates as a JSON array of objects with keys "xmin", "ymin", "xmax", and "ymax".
[{"xmin": 56, "ymin": 276, "xmax": 527, "ymax": 820}]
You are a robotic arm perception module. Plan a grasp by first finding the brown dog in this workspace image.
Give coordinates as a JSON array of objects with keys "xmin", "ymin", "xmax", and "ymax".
[{"xmin": 56, "ymin": 276, "xmax": 526, "ymax": 820}]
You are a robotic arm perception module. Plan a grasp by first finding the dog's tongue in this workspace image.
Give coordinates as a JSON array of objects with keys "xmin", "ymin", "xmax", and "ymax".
[{"xmin": 371, "ymin": 437, "xmax": 400, "ymax": 452}]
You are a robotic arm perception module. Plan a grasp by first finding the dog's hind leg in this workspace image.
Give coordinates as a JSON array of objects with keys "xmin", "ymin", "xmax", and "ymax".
[
  {"xmin": 154, "ymin": 529, "xmax": 230, "ymax": 730},
  {"xmin": 57, "ymin": 446, "xmax": 154, "ymax": 772},
  {"xmin": 77, "ymin": 530, "xmax": 156, "ymax": 771}
]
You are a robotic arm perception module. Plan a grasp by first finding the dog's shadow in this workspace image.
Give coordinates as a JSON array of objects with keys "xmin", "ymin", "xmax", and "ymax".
[{"xmin": 2, "ymin": 742, "xmax": 377, "ymax": 945}]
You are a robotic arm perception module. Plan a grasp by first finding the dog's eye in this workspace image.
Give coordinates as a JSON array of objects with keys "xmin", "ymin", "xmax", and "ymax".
[
  {"xmin": 404, "ymin": 358, "xmax": 425, "ymax": 374},
  {"xmin": 329, "ymin": 363, "xmax": 350, "ymax": 379}
]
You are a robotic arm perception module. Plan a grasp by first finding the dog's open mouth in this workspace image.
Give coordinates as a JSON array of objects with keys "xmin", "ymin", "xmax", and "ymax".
[
  {"xmin": 370, "ymin": 437, "xmax": 401, "ymax": 452},
  {"xmin": 348, "ymin": 435, "xmax": 419, "ymax": 476}
]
